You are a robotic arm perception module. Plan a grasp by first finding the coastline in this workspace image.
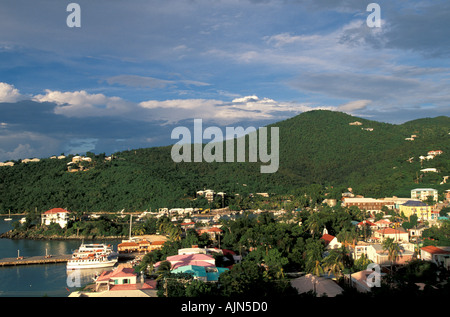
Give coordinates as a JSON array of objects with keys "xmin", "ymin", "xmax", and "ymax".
[{"xmin": 0, "ymin": 229, "xmax": 125, "ymax": 241}]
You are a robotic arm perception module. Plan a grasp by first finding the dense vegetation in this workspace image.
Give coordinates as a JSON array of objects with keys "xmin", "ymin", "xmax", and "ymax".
[{"xmin": 0, "ymin": 110, "xmax": 449, "ymax": 214}]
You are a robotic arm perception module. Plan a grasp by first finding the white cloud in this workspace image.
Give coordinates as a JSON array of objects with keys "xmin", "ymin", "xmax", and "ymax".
[
  {"xmin": 337, "ymin": 99, "xmax": 371, "ymax": 112},
  {"xmin": 0, "ymin": 82, "xmax": 24, "ymax": 103},
  {"xmin": 33, "ymin": 89, "xmax": 135, "ymax": 118}
]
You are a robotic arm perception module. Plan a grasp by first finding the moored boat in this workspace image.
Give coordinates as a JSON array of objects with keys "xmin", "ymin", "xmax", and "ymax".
[{"xmin": 67, "ymin": 243, "xmax": 118, "ymax": 270}]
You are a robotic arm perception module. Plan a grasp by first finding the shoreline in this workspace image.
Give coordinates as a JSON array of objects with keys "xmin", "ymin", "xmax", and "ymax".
[{"xmin": 0, "ymin": 229, "xmax": 125, "ymax": 241}]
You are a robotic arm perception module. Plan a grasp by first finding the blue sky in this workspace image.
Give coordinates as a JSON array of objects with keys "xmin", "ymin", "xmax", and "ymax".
[{"xmin": 0, "ymin": 0, "xmax": 449, "ymax": 161}]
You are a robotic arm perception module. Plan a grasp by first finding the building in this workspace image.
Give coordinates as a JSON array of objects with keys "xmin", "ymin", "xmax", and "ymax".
[
  {"xmin": 93, "ymin": 263, "xmax": 157, "ymax": 295},
  {"xmin": 445, "ymin": 190, "xmax": 450, "ymax": 201},
  {"xmin": 341, "ymin": 197, "xmax": 393, "ymax": 213},
  {"xmin": 117, "ymin": 240, "xmax": 165, "ymax": 253},
  {"xmin": 427, "ymin": 150, "xmax": 443, "ymax": 156},
  {"xmin": 349, "ymin": 121, "xmax": 363, "ymax": 126},
  {"xmin": 41, "ymin": 208, "xmax": 70, "ymax": 228},
  {"xmin": 171, "ymin": 265, "xmax": 229, "ymax": 283},
  {"xmin": 290, "ymin": 274, "xmax": 344, "ymax": 297},
  {"xmin": 155, "ymin": 253, "xmax": 216, "ymax": 270},
  {"xmin": 399, "ymin": 200, "xmax": 434, "ymax": 221},
  {"xmin": 373, "ymin": 219, "xmax": 392, "ymax": 229},
  {"xmin": 420, "ymin": 246, "xmax": 450, "ymax": 269},
  {"xmin": 353, "ymin": 242, "xmax": 414, "ymax": 266},
  {"xmin": 0, "ymin": 162, "xmax": 14, "ymax": 167},
  {"xmin": 320, "ymin": 234, "xmax": 342, "ymax": 250},
  {"xmin": 196, "ymin": 227, "xmax": 223, "ymax": 240},
  {"xmin": 411, "ymin": 188, "xmax": 438, "ymax": 202},
  {"xmin": 373, "ymin": 228, "xmax": 409, "ymax": 243},
  {"xmin": 420, "ymin": 168, "xmax": 438, "ymax": 173},
  {"xmin": 196, "ymin": 189, "xmax": 215, "ymax": 202}
]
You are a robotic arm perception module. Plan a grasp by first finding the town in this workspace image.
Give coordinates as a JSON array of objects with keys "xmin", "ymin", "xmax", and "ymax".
[{"xmin": 26, "ymin": 185, "xmax": 450, "ymax": 298}]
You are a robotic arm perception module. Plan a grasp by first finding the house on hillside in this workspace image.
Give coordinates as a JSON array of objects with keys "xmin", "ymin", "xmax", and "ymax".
[
  {"xmin": 411, "ymin": 188, "xmax": 438, "ymax": 202},
  {"xmin": 196, "ymin": 227, "xmax": 223, "ymax": 241},
  {"xmin": 373, "ymin": 228, "xmax": 409, "ymax": 243},
  {"xmin": 420, "ymin": 246, "xmax": 450, "ymax": 269},
  {"xmin": 399, "ymin": 200, "xmax": 435, "ymax": 221},
  {"xmin": 341, "ymin": 197, "xmax": 393, "ymax": 214},
  {"xmin": 93, "ymin": 263, "xmax": 157, "ymax": 295},
  {"xmin": 41, "ymin": 208, "xmax": 70, "ymax": 228},
  {"xmin": 353, "ymin": 242, "xmax": 414, "ymax": 266},
  {"xmin": 320, "ymin": 234, "xmax": 342, "ymax": 250}
]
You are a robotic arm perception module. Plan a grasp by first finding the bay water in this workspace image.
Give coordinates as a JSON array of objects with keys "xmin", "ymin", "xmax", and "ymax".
[{"xmin": 0, "ymin": 215, "xmax": 120, "ymax": 297}]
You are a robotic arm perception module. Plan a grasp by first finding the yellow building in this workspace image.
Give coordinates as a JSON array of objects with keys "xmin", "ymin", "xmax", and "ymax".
[{"xmin": 399, "ymin": 200, "xmax": 434, "ymax": 220}]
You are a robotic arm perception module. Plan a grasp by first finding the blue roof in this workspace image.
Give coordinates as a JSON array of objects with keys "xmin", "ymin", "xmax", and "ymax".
[{"xmin": 401, "ymin": 200, "xmax": 427, "ymax": 207}]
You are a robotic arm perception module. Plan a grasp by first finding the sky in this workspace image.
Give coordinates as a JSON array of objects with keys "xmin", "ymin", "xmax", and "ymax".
[{"xmin": 0, "ymin": 0, "xmax": 449, "ymax": 161}]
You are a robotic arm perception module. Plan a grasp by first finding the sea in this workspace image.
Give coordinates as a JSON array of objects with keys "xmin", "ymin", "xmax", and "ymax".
[{"xmin": 0, "ymin": 215, "xmax": 121, "ymax": 297}]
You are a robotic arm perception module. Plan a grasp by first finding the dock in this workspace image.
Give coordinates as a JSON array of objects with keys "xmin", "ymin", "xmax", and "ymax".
[{"xmin": 0, "ymin": 254, "xmax": 73, "ymax": 267}]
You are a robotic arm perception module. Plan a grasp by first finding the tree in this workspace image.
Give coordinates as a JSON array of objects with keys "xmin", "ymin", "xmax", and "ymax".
[
  {"xmin": 305, "ymin": 239, "xmax": 324, "ymax": 276},
  {"xmin": 305, "ymin": 212, "xmax": 322, "ymax": 238},
  {"xmin": 322, "ymin": 247, "xmax": 348, "ymax": 279},
  {"xmin": 382, "ymin": 237, "xmax": 401, "ymax": 272}
]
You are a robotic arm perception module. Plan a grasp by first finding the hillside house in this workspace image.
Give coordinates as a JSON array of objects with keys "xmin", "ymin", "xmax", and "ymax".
[
  {"xmin": 411, "ymin": 188, "xmax": 438, "ymax": 202},
  {"xmin": 94, "ymin": 263, "xmax": 157, "ymax": 294},
  {"xmin": 196, "ymin": 227, "xmax": 223, "ymax": 240},
  {"xmin": 428, "ymin": 150, "xmax": 443, "ymax": 156},
  {"xmin": 320, "ymin": 234, "xmax": 342, "ymax": 250},
  {"xmin": 399, "ymin": 200, "xmax": 435, "ymax": 221},
  {"xmin": 420, "ymin": 246, "xmax": 450, "ymax": 269},
  {"xmin": 41, "ymin": 208, "xmax": 70, "ymax": 228},
  {"xmin": 342, "ymin": 197, "xmax": 393, "ymax": 214},
  {"xmin": 353, "ymin": 242, "xmax": 414, "ymax": 266},
  {"xmin": 373, "ymin": 228, "xmax": 409, "ymax": 243}
]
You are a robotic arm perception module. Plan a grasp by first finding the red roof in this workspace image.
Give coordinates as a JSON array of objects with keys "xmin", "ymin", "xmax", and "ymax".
[
  {"xmin": 207, "ymin": 227, "xmax": 223, "ymax": 232},
  {"xmin": 421, "ymin": 245, "xmax": 450, "ymax": 255},
  {"xmin": 320, "ymin": 234, "xmax": 335, "ymax": 245},
  {"xmin": 43, "ymin": 208, "xmax": 69, "ymax": 214},
  {"xmin": 358, "ymin": 220, "xmax": 375, "ymax": 226},
  {"xmin": 376, "ymin": 228, "xmax": 407, "ymax": 235}
]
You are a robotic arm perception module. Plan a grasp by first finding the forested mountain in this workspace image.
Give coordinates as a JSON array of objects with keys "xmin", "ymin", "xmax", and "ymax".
[{"xmin": 0, "ymin": 110, "xmax": 449, "ymax": 213}]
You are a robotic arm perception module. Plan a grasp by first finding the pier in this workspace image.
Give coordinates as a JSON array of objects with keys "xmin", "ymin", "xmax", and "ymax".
[{"xmin": 0, "ymin": 254, "xmax": 72, "ymax": 267}]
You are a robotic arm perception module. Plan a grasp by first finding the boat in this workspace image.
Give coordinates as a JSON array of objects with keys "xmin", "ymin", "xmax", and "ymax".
[
  {"xmin": 4, "ymin": 210, "xmax": 12, "ymax": 221},
  {"xmin": 67, "ymin": 243, "xmax": 118, "ymax": 270}
]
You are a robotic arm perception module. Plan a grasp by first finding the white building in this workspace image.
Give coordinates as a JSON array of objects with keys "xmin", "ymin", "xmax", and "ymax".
[
  {"xmin": 411, "ymin": 188, "xmax": 438, "ymax": 202},
  {"xmin": 41, "ymin": 208, "xmax": 70, "ymax": 228}
]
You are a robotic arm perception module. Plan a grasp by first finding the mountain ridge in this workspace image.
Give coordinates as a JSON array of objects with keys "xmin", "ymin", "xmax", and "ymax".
[{"xmin": 0, "ymin": 110, "xmax": 449, "ymax": 213}]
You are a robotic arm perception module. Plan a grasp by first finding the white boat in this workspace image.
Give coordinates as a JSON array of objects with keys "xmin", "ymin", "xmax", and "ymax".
[
  {"xmin": 67, "ymin": 243, "xmax": 118, "ymax": 270},
  {"xmin": 4, "ymin": 210, "xmax": 12, "ymax": 221}
]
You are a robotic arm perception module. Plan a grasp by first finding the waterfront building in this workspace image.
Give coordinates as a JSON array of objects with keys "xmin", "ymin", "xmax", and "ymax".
[{"xmin": 41, "ymin": 208, "xmax": 70, "ymax": 228}]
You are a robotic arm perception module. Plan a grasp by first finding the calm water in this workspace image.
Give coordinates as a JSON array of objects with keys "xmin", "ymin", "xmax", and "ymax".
[{"xmin": 0, "ymin": 216, "xmax": 120, "ymax": 297}]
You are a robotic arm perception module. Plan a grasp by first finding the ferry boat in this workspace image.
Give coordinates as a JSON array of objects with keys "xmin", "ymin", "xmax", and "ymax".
[{"xmin": 67, "ymin": 243, "xmax": 118, "ymax": 270}]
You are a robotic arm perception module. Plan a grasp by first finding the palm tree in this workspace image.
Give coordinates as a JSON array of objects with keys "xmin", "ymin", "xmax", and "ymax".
[
  {"xmin": 169, "ymin": 226, "xmax": 182, "ymax": 242},
  {"xmin": 382, "ymin": 237, "xmax": 400, "ymax": 272},
  {"xmin": 322, "ymin": 248, "xmax": 346, "ymax": 279},
  {"xmin": 305, "ymin": 212, "xmax": 322, "ymax": 238},
  {"xmin": 156, "ymin": 260, "xmax": 172, "ymax": 281},
  {"xmin": 305, "ymin": 239, "xmax": 324, "ymax": 276}
]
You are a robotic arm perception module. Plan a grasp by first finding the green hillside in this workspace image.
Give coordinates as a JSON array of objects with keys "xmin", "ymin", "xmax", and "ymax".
[{"xmin": 0, "ymin": 110, "xmax": 449, "ymax": 213}]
